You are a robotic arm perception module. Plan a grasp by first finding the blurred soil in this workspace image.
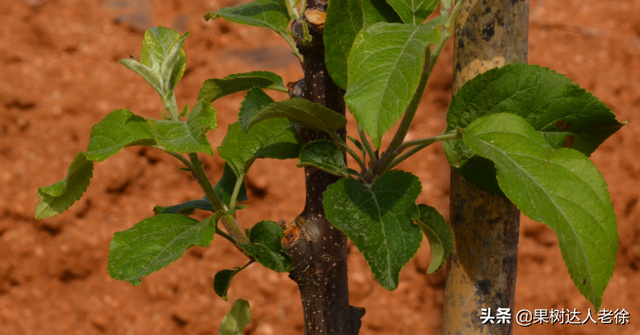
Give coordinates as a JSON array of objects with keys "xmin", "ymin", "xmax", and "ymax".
[{"xmin": 1, "ymin": 0, "xmax": 639, "ymax": 334}]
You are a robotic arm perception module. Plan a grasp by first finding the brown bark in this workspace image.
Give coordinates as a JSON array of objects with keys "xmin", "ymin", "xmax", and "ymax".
[
  {"xmin": 442, "ymin": 1, "xmax": 529, "ymax": 335},
  {"xmin": 282, "ymin": 2, "xmax": 364, "ymax": 334}
]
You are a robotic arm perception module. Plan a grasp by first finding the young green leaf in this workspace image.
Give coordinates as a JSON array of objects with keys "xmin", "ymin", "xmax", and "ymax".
[
  {"xmin": 219, "ymin": 119, "xmax": 300, "ymax": 177},
  {"xmin": 214, "ymin": 163, "xmax": 249, "ymax": 206},
  {"xmin": 219, "ymin": 299, "xmax": 252, "ymax": 335},
  {"xmin": 159, "ymin": 32, "xmax": 189, "ymax": 92},
  {"xmin": 444, "ymin": 64, "xmax": 624, "ymax": 195},
  {"xmin": 121, "ymin": 27, "xmax": 189, "ymax": 96},
  {"xmin": 205, "ymin": 0, "xmax": 290, "ymax": 32},
  {"xmin": 86, "ymin": 109, "xmax": 157, "ymax": 162},
  {"xmin": 247, "ymin": 98, "xmax": 347, "ymax": 135},
  {"xmin": 35, "ymin": 152, "xmax": 94, "ymax": 219},
  {"xmin": 148, "ymin": 101, "xmax": 217, "ymax": 155},
  {"xmin": 238, "ymin": 87, "xmax": 276, "ymax": 132},
  {"xmin": 197, "ymin": 71, "xmax": 288, "ymax": 103},
  {"xmin": 324, "ymin": 0, "xmax": 402, "ymax": 88},
  {"xmin": 345, "ymin": 22, "xmax": 441, "ymax": 147},
  {"xmin": 323, "ymin": 170, "xmax": 423, "ymax": 290},
  {"xmin": 119, "ymin": 59, "xmax": 164, "ymax": 95},
  {"xmin": 108, "ymin": 215, "xmax": 215, "ymax": 286},
  {"xmin": 387, "ymin": 0, "xmax": 439, "ymax": 25},
  {"xmin": 239, "ymin": 221, "xmax": 291, "ymax": 272},
  {"xmin": 462, "ymin": 113, "xmax": 618, "ymax": 310},
  {"xmin": 214, "ymin": 267, "xmax": 244, "ymax": 301},
  {"xmin": 153, "ymin": 199, "xmax": 215, "ymax": 215},
  {"xmin": 415, "ymin": 205, "xmax": 452, "ymax": 274},
  {"xmin": 297, "ymin": 140, "xmax": 349, "ymax": 178}
]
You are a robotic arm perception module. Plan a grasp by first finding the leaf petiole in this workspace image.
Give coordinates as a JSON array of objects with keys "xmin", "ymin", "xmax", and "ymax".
[
  {"xmin": 384, "ymin": 131, "xmax": 462, "ymax": 172},
  {"xmin": 329, "ymin": 132, "xmax": 366, "ymax": 172},
  {"xmin": 358, "ymin": 124, "xmax": 376, "ymax": 167},
  {"xmin": 188, "ymin": 153, "xmax": 249, "ymax": 244},
  {"xmin": 229, "ymin": 171, "xmax": 247, "ymax": 209}
]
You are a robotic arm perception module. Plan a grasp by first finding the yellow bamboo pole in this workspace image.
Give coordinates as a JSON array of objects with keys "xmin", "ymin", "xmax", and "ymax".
[{"xmin": 442, "ymin": 1, "xmax": 529, "ymax": 334}]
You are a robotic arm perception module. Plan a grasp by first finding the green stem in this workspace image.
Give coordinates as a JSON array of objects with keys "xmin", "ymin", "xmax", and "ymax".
[
  {"xmin": 162, "ymin": 93, "xmax": 180, "ymax": 120},
  {"xmin": 166, "ymin": 151, "xmax": 194, "ymax": 170},
  {"xmin": 188, "ymin": 153, "xmax": 249, "ymax": 243},
  {"xmin": 280, "ymin": 31, "xmax": 304, "ymax": 62},
  {"xmin": 215, "ymin": 227, "xmax": 236, "ymax": 244},
  {"xmin": 330, "ymin": 132, "xmax": 366, "ymax": 171},
  {"xmin": 229, "ymin": 171, "xmax": 246, "ymax": 209},
  {"xmin": 358, "ymin": 124, "xmax": 376, "ymax": 167},
  {"xmin": 384, "ymin": 132, "xmax": 461, "ymax": 172},
  {"xmin": 215, "ymin": 227, "xmax": 255, "ymax": 260}
]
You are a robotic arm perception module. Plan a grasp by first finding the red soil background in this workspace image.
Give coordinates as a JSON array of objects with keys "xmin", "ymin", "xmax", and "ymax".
[{"xmin": 1, "ymin": 0, "xmax": 639, "ymax": 334}]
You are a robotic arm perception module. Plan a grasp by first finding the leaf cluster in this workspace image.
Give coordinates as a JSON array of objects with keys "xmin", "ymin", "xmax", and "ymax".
[{"xmin": 35, "ymin": 0, "xmax": 624, "ymax": 314}]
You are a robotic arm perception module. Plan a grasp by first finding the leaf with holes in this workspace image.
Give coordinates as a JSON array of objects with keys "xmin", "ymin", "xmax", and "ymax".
[
  {"xmin": 462, "ymin": 112, "xmax": 618, "ymax": 310},
  {"xmin": 148, "ymin": 101, "xmax": 217, "ymax": 155},
  {"xmin": 247, "ymin": 98, "xmax": 347, "ymax": 135},
  {"xmin": 239, "ymin": 221, "xmax": 291, "ymax": 272},
  {"xmin": 35, "ymin": 152, "xmax": 94, "ymax": 219},
  {"xmin": 86, "ymin": 109, "xmax": 157, "ymax": 162},
  {"xmin": 198, "ymin": 71, "xmax": 287, "ymax": 103},
  {"xmin": 323, "ymin": 170, "xmax": 422, "ymax": 290},
  {"xmin": 324, "ymin": 0, "xmax": 401, "ymax": 88},
  {"xmin": 415, "ymin": 205, "xmax": 452, "ymax": 274},
  {"xmin": 444, "ymin": 64, "xmax": 624, "ymax": 195},
  {"xmin": 345, "ymin": 22, "xmax": 440, "ymax": 147},
  {"xmin": 108, "ymin": 215, "xmax": 215, "ymax": 286}
]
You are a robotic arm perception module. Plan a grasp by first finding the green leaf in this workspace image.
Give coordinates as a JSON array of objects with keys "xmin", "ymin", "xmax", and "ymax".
[
  {"xmin": 219, "ymin": 119, "xmax": 300, "ymax": 177},
  {"xmin": 387, "ymin": 0, "xmax": 439, "ymax": 24},
  {"xmin": 214, "ymin": 163, "xmax": 249, "ymax": 206},
  {"xmin": 108, "ymin": 215, "xmax": 215, "ymax": 286},
  {"xmin": 205, "ymin": 0, "xmax": 290, "ymax": 32},
  {"xmin": 462, "ymin": 113, "xmax": 618, "ymax": 310},
  {"xmin": 324, "ymin": 0, "xmax": 402, "ymax": 88},
  {"xmin": 198, "ymin": 71, "xmax": 288, "ymax": 103},
  {"xmin": 119, "ymin": 59, "xmax": 164, "ymax": 95},
  {"xmin": 148, "ymin": 101, "xmax": 217, "ymax": 155},
  {"xmin": 345, "ymin": 22, "xmax": 441, "ymax": 147},
  {"xmin": 219, "ymin": 299, "xmax": 252, "ymax": 335},
  {"xmin": 297, "ymin": 140, "xmax": 349, "ymax": 178},
  {"xmin": 153, "ymin": 199, "xmax": 215, "ymax": 215},
  {"xmin": 323, "ymin": 170, "xmax": 423, "ymax": 290},
  {"xmin": 444, "ymin": 64, "xmax": 624, "ymax": 195},
  {"xmin": 35, "ymin": 152, "xmax": 94, "ymax": 219},
  {"xmin": 238, "ymin": 87, "xmax": 275, "ymax": 132},
  {"xmin": 415, "ymin": 205, "xmax": 452, "ymax": 274},
  {"xmin": 120, "ymin": 27, "xmax": 189, "ymax": 95},
  {"xmin": 214, "ymin": 268, "xmax": 244, "ymax": 301},
  {"xmin": 140, "ymin": 27, "xmax": 188, "ymax": 88},
  {"xmin": 86, "ymin": 109, "xmax": 157, "ymax": 162},
  {"xmin": 239, "ymin": 221, "xmax": 291, "ymax": 272},
  {"xmin": 159, "ymin": 32, "xmax": 189, "ymax": 92},
  {"xmin": 247, "ymin": 98, "xmax": 347, "ymax": 135}
]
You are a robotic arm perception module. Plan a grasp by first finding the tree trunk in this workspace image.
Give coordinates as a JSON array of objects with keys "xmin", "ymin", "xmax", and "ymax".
[
  {"xmin": 442, "ymin": 1, "xmax": 529, "ymax": 334},
  {"xmin": 282, "ymin": 2, "xmax": 364, "ymax": 334}
]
